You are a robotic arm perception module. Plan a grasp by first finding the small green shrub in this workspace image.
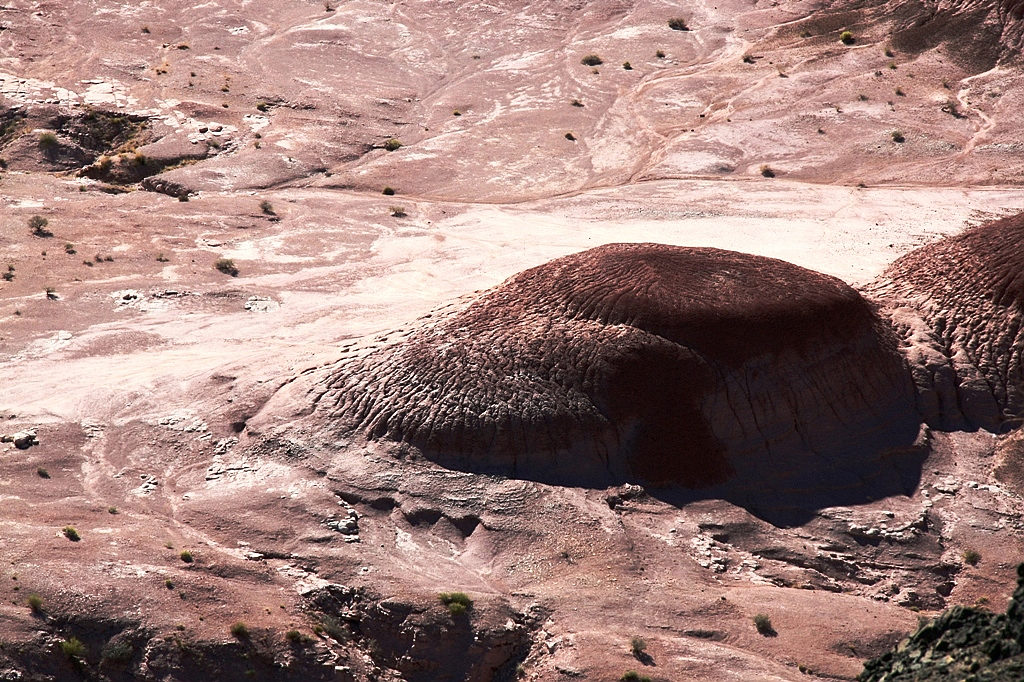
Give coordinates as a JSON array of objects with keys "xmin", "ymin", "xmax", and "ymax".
[
  {"xmin": 571, "ymin": 98, "xmax": 584, "ymax": 107},
  {"xmin": 839, "ymin": 30, "xmax": 854, "ymax": 45},
  {"xmin": 580, "ymin": 54, "xmax": 603, "ymax": 66},
  {"xmin": 101, "ymin": 640, "xmax": 133, "ymax": 664},
  {"xmin": 38, "ymin": 131, "xmax": 58, "ymax": 149},
  {"xmin": 655, "ymin": 50, "xmax": 666, "ymax": 58},
  {"xmin": 61, "ymin": 637, "xmax": 87, "ymax": 659},
  {"xmin": 63, "ymin": 526, "xmax": 80, "ymax": 541},
  {"xmin": 28, "ymin": 215, "xmax": 52, "ymax": 237},
  {"xmin": 108, "ymin": 506, "xmax": 118, "ymax": 514},
  {"xmin": 753, "ymin": 613, "xmax": 775, "ymax": 635},
  {"xmin": 27, "ymin": 594, "xmax": 42, "ymax": 613},
  {"xmin": 439, "ymin": 591, "xmax": 473, "ymax": 616},
  {"xmin": 383, "ymin": 138, "xmax": 402, "ymax": 151},
  {"xmin": 179, "ymin": 550, "xmax": 194, "ymax": 563},
  {"xmin": 622, "ymin": 61, "xmax": 632, "ymax": 70},
  {"xmin": 389, "ymin": 206, "xmax": 407, "ymax": 218},
  {"xmin": 964, "ymin": 549, "xmax": 981, "ymax": 566},
  {"xmin": 165, "ymin": 578, "xmax": 174, "ymax": 589},
  {"xmin": 629, "ymin": 636, "xmax": 647, "ymax": 658},
  {"xmin": 64, "ymin": 243, "xmax": 76, "ymax": 254},
  {"xmin": 156, "ymin": 253, "xmax": 169, "ymax": 262},
  {"xmin": 382, "ymin": 186, "xmax": 395, "ymax": 195},
  {"xmin": 214, "ymin": 258, "xmax": 238, "ymax": 276},
  {"xmin": 760, "ymin": 164, "xmax": 775, "ymax": 178},
  {"xmin": 891, "ymin": 130, "xmax": 905, "ymax": 143},
  {"xmin": 620, "ymin": 672, "xmax": 651, "ymax": 682},
  {"xmin": 668, "ymin": 18, "xmax": 689, "ymax": 31},
  {"xmin": 230, "ymin": 622, "xmax": 249, "ymax": 639},
  {"xmin": 36, "ymin": 467, "xmax": 50, "ymax": 479},
  {"xmin": 259, "ymin": 199, "xmax": 275, "ymax": 216}
]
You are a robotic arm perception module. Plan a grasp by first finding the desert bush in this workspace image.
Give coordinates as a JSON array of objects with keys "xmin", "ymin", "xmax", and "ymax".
[
  {"xmin": 259, "ymin": 199, "xmax": 275, "ymax": 215},
  {"xmin": 571, "ymin": 98, "xmax": 584, "ymax": 107},
  {"xmin": 179, "ymin": 550, "xmax": 194, "ymax": 563},
  {"xmin": 108, "ymin": 506, "xmax": 118, "ymax": 514},
  {"xmin": 383, "ymin": 138, "xmax": 402, "ymax": 151},
  {"xmin": 63, "ymin": 526, "xmax": 80, "ymax": 541},
  {"xmin": 439, "ymin": 591, "xmax": 473, "ymax": 616},
  {"xmin": 214, "ymin": 258, "xmax": 238, "ymax": 276},
  {"xmin": 27, "ymin": 594, "xmax": 42, "ymax": 613},
  {"xmin": 101, "ymin": 640, "xmax": 133, "ymax": 664},
  {"xmin": 61, "ymin": 637, "xmax": 87, "ymax": 659},
  {"xmin": 64, "ymin": 243, "xmax": 76, "ymax": 254},
  {"xmin": 839, "ymin": 30, "xmax": 854, "ymax": 44},
  {"xmin": 382, "ymin": 186, "xmax": 395, "ymax": 195},
  {"xmin": 165, "ymin": 579, "xmax": 174, "ymax": 589},
  {"xmin": 891, "ymin": 130, "xmax": 905, "ymax": 143},
  {"xmin": 668, "ymin": 18, "xmax": 689, "ymax": 30},
  {"xmin": 28, "ymin": 215, "xmax": 52, "ymax": 237},
  {"xmin": 389, "ymin": 206, "xmax": 407, "ymax": 218},
  {"xmin": 963, "ymin": 549, "xmax": 981, "ymax": 566},
  {"xmin": 37, "ymin": 467, "xmax": 50, "ymax": 478},
  {"xmin": 629, "ymin": 636, "xmax": 647, "ymax": 658},
  {"xmin": 895, "ymin": 87, "xmax": 905, "ymax": 96},
  {"xmin": 230, "ymin": 622, "xmax": 249, "ymax": 639},
  {"xmin": 156, "ymin": 253, "xmax": 169, "ymax": 262},
  {"xmin": 753, "ymin": 613, "xmax": 776, "ymax": 635},
  {"xmin": 564, "ymin": 132, "xmax": 576, "ymax": 141},
  {"xmin": 38, "ymin": 131, "xmax": 58, "ymax": 149},
  {"xmin": 655, "ymin": 50, "xmax": 666, "ymax": 58},
  {"xmin": 580, "ymin": 54, "xmax": 603, "ymax": 66},
  {"xmin": 623, "ymin": 61, "xmax": 632, "ymax": 70},
  {"xmin": 760, "ymin": 164, "xmax": 775, "ymax": 178},
  {"xmin": 620, "ymin": 672, "xmax": 651, "ymax": 682}
]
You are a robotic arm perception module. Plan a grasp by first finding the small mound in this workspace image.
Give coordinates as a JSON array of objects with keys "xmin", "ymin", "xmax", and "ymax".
[
  {"xmin": 873, "ymin": 213, "xmax": 1024, "ymax": 430},
  {"xmin": 318, "ymin": 244, "xmax": 919, "ymax": 495}
]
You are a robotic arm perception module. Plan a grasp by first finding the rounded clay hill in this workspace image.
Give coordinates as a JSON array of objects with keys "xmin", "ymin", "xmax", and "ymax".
[{"xmin": 316, "ymin": 243, "xmax": 921, "ymax": 497}]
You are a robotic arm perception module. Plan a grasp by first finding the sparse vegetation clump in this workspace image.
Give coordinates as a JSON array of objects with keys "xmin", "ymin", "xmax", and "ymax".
[
  {"xmin": 60, "ymin": 637, "xmax": 87, "ymax": 660},
  {"xmin": 655, "ymin": 50, "xmax": 666, "ymax": 58},
  {"xmin": 564, "ymin": 132, "xmax": 576, "ymax": 141},
  {"xmin": 27, "ymin": 594, "xmax": 43, "ymax": 613},
  {"xmin": 101, "ymin": 640, "xmax": 133, "ymax": 664},
  {"xmin": 891, "ymin": 130, "xmax": 906, "ymax": 143},
  {"xmin": 382, "ymin": 186, "xmax": 395, "ymax": 195},
  {"xmin": 28, "ymin": 215, "xmax": 52, "ymax": 238},
  {"xmin": 179, "ymin": 549, "xmax": 194, "ymax": 563},
  {"xmin": 383, "ymin": 138, "xmax": 403, "ymax": 151},
  {"xmin": 439, "ymin": 591, "xmax": 472, "ymax": 616},
  {"xmin": 839, "ymin": 30, "xmax": 855, "ymax": 45},
  {"xmin": 38, "ymin": 131, "xmax": 58, "ymax": 150},
  {"xmin": 259, "ymin": 199, "xmax": 276, "ymax": 216},
  {"xmin": 230, "ymin": 622, "xmax": 249, "ymax": 639},
  {"xmin": 214, "ymin": 258, "xmax": 239, "ymax": 277},
  {"xmin": 36, "ymin": 467, "xmax": 50, "ymax": 479},
  {"xmin": 964, "ymin": 549, "xmax": 982, "ymax": 566},
  {"xmin": 629, "ymin": 636, "xmax": 647, "ymax": 658},
  {"xmin": 63, "ymin": 526, "xmax": 80, "ymax": 542},
  {"xmin": 753, "ymin": 613, "xmax": 776, "ymax": 636},
  {"xmin": 760, "ymin": 164, "xmax": 775, "ymax": 178},
  {"xmin": 389, "ymin": 206, "xmax": 407, "ymax": 218},
  {"xmin": 580, "ymin": 54, "xmax": 603, "ymax": 66},
  {"xmin": 620, "ymin": 672, "xmax": 652, "ymax": 682},
  {"xmin": 668, "ymin": 18, "xmax": 689, "ymax": 31},
  {"xmin": 622, "ymin": 61, "xmax": 632, "ymax": 70}
]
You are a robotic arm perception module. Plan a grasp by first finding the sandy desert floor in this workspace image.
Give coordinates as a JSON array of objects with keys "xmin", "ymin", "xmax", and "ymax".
[{"xmin": 3, "ymin": 1, "xmax": 1024, "ymax": 680}]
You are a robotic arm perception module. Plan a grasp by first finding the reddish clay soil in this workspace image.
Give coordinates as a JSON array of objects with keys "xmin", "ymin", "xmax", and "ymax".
[{"xmin": 3, "ymin": 1, "xmax": 1024, "ymax": 681}]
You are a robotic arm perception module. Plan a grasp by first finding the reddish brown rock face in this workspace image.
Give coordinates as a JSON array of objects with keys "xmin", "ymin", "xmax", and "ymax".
[
  {"xmin": 320, "ymin": 244, "xmax": 920, "ymax": 498},
  {"xmin": 874, "ymin": 213, "xmax": 1024, "ymax": 432}
]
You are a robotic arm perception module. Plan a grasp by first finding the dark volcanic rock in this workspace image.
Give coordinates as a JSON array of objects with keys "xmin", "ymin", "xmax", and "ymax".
[
  {"xmin": 318, "ymin": 244, "xmax": 920, "ymax": 506},
  {"xmin": 872, "ymin": 213, "xmax": 1024, "ymax": 432},
  {"xmin": 860, "ymin": 564, "xmax": 1024, "ymax": 681}
]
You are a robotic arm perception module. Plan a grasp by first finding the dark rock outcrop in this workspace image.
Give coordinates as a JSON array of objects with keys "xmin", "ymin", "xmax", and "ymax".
[
  {"xmin": 870, "ymin": 213, "xmax": 1024, "ymax": 432},
  {"xmin": 860, "ymin": 564, "xmax": 1024, "ymax": 681},
  {"xmin": 317, "ymin": 244, "xmax": 921, "ymax": 502}
]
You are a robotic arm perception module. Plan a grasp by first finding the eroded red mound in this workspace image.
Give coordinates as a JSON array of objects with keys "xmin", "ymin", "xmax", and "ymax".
[
  {"xmin": 876, "ymin": 213, "xmax": 1024, "ymax": 430},
  {"xmin": 319, "ymin": 244, "xmax": 919, "ymax": 492}
]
